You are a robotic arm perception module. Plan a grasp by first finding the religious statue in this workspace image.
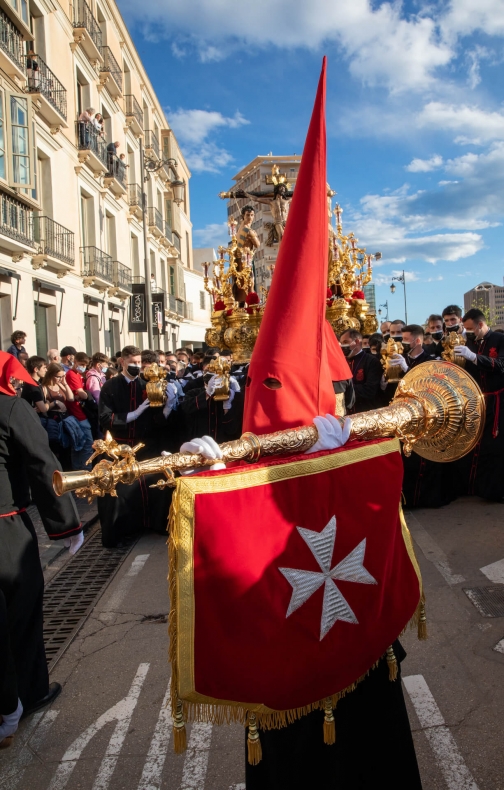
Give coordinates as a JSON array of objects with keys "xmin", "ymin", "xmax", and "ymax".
[
  {"xmin": 381, "ymin": 337, "xmax": 405, "ymax": 383},
  {"xmin": 233, "ymin": 205, "xmax": 260, "ymax": 302},
  {"xmin": 235, "ymin": 183, "xmax": 292, "ymax": 246}
]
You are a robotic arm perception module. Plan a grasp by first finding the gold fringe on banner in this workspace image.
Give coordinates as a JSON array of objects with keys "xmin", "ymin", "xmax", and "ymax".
[
  {"xmin": 418, "ymin": 594, "xmax": 428, "ymax": 640},
  {"xmin": 173, "ymin": 700, "xmax": 187, "ymax": 753},
  {"xmin": 247, "ymin": 712, "xmax": 262, "ymax": 765},
  {"xmin": 323, "ymin": 698, "xmax": 336, "ymax": 745},
  {"xmin": 386, "ymin": 645, "xmax": 398, "ymax": 681}
]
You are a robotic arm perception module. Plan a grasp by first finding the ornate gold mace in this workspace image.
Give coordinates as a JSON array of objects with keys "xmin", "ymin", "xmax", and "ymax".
[{"xmin": 53, "ymin": 361, "xmax": 485, "ymax": 501}]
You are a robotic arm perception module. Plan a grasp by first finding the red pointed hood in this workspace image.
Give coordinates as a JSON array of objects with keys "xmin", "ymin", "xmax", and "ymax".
[
  {"xmin": 0, "ymin": 351, "xmax": 36, "ymax": 396},
  {"xmin": 242, "ymin": 58, "xmax": 350, "ymax": 435}
]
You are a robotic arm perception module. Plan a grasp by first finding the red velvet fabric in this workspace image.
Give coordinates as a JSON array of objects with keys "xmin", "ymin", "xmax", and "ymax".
[
  {"xmin": 192, "ymin": 441, "xmax": 420, "ymax": 710},
  {"xmin": 242, "ymin": 58, "xmax": 350, "ymax": 436}
]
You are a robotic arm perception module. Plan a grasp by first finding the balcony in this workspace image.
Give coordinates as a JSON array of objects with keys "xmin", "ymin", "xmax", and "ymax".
[
  {"xmin": 0, "ymin": 8, "xmax": 26, "ymax": 81},
  {"xmin": 144, "ymin": 130, "xmax": 160, "ymax": 159},
  {"xmin": 147, "ymin": 206, "xmax": 163, "ymax": 238},
  {"xmin": 161, "ymin": 221, "xmax": 178, "ymax": 257},
  {"xmin": 166, "ymin": 293, "xmax": 187, "ymax": 319},
  {"xmin": 0, "ymin": 190, "xmax": 34, "ymax": 257},
  {"xmin": 80, "ymin": 246, "xmax": 113, "ymax": 291},
  {"xmin": 72, "ymin": 0, "xmax": 103, "ymax": 63},
  {"xmin": 32, "ymin": 216, "xmax": 74, "ymax": 275},
  {"xmin": 124, "ymin": 94, "xmax": 143, "ymax": 136},
  {"xmin": 110, "ymin": 261, "xmax": 132, "ymax": 298},
  {"xmin": 104, "ymin": 155, "xmax": 127, "ymax": 197},
  {"xmin": 0, "ymin": 0, "xmax": 32, "ymax": 40},
  {"xmin": 128, "ymin": 183, "xmax": 143, "ymax": 219},
  {"xmin": 76, "ymin": 122, "xmax": 108, "ymax": 176},
  {"xmin": 172, "ymin": 232, "xmax": 181, "ymax": 255},
  {"xmin": 25, "ymin": 54, "xmax": 67, "ymax": 127},
  {"xmin": 99, "ymin": 46, "xmax": 122, "ymax": 98}
]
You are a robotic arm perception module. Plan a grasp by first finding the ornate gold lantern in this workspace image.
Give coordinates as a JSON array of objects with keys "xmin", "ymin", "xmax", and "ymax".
[
  {"xmin": 442, "ymin": 332, "xmax": 466, "ymax": 368},
  {"xmin": 143, "ymin": 363, "xmax": 168, "ymax": 406},
  {"xmin": 381, "ymin": 337, "xmax": 406, "ymax": 383}
]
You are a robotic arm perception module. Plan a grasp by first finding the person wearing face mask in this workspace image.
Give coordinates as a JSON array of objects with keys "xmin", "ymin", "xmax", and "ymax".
[
  {"xmin": 60, "ymin": 346, "xmax": 76, "ymax": 372},
  {"xmin": 97, "ymin": 345, "xmax": 180, "ymax": 547},
  {"xmin": 380, "ymin": 320, "xmax": 391, "ymax": 340},
  {"xmin": 65, "ymin": 352, "xmax": 94, "ymax": 470},
  {"xmin": 339, "ymin": 329, "xmax": 382, "ymax": 413},
  {"xmin": 454, "ymin": 308, "xmax": 504, "ymax": 502},
  {"xmin": 426, "ymin": 314, "xmax": 444, "ymax": 358},
  {"xmin": 441, "ymin": 305, "xmax": 464, "ymax": 338},
  {"xmin": 388, "ymin": 325, "xmax": 432, "ymax": 378}
]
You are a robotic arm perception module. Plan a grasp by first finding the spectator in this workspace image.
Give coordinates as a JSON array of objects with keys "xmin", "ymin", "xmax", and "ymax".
[
  {"xmin": 6, "ymin": 331, "xmax": 27, "ymax": 360},
  {"xmin": 141, "ymin": 349, "xmax": 158, "ymax": 370},
  {"xmin": 105, "ymin": 368, "xmax": 118, "ymax": 381},
  {"xmin": 150, "ymin": 272, "xmax": 158, "ymax": 293},
  {"xmin": 41, "ymin": 363, "xmax": 73, "ymax": 465},
  {"xmin": 60, "ymin": 346, "xmax": 76, "ymax": 372},
  {"xmin": 106, "ymin": 141, "xmax": 120, "ymax": 175},
  {"xmin": 77, "ymin": 107, "xmax": 95, "ymax": 146},
  {"xmin": 176, "ymin": 348, "xmax": 190, "ymax": 364},
  {"xmin": 155, "ymin": 350, "xmax": 166, "ymax": 368},
  {"xmin": 26, "ymin": 50, "xmax": 39, "ymax": 89},
  {"xmin": 93, "ymin": 112, "xmax": 104, "ymax": 136},
  {"xmin": 21, "ymin": 356, "xmax": 48, "ymax": 414},
  {"xmin": 47, "ymin": 349, "xmax": 60, "ymax": 364},
  {"xmin": 85, "ymin": 352, "xmax": 109, "ymax": 404},
  {"xmin": 65, "ymin": 353, "xmax": 94, "ymax": 469},
  {"xmin": 18, "ymin": 352, "xmax": 28, "ymax": 369}
]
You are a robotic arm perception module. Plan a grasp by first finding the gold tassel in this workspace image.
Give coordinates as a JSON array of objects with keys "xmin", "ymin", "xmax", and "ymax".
[
  {"xmin": 418, "ymin": 597, "xmax": 428, "ymax": 640},
  {"xmin": 323, "ymin": 698, "xmax": 336, "ymax": 745},
  {"xmin": 247, "ymin": 712, "xmax": 262, "ymax": 765},
  {"xmin": 173, "ymin": 700, "xmax": 187, "ymax": 754},
  {"xmin": 386, "ymin": 645, "xmax": 398, "ymax": 681}
]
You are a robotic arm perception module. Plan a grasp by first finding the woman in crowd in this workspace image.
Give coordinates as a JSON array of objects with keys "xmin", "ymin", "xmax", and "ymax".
[{"xmin": 85, "ymin": 353, "xmax": 109, "ymax": 404}]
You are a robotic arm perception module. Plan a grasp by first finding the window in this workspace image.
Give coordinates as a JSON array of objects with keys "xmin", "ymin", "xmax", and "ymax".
[
  {"xmin": 165, "ymin": 198, "xmax": 172, "ymax": 229},
  {"xmin": 10, "ymin": 95, "xmax": 31, "ymax": 187},
  {"xmin": 0, "ymin": 91, "xmax": 5, "ymax": 181},
  {"xmin": 169, "ymin": 265, "xmax": 175, "ymax": 295},
  {"xmin": 199, "ymin": 291, "xmax": 205, "ymax": 310},
  {"xmin": 34, "ymin": 303, "xmax": 48, "ymax": 356},
  {"xmin": 186, "ymin": 231, "xmax": 191, "ymax": 268}
]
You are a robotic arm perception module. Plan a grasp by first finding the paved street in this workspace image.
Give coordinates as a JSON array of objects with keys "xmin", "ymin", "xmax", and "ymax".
[{"xmin": 1, "ymin": 496, "xmax": 504, "ymax": 790}]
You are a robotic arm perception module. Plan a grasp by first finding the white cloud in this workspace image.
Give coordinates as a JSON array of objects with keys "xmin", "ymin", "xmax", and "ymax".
[
  {"xmin": 406, "ymin": 155, "xmax": 444, "ymax": 173},
  {"xmin": 168, "ymin": 109, "xmax": 249, "ymax": 173},
  {"xmin": 122, "ymin": 0, "xmax": 454, "ymax": 92},
  {"xmin": 417, "ymin": 102, "xmax": 504, "ymax": 145},
  {"xmin": 441, "ymin": 0, "xmax": 504, "ymax": 39},
  {"xmin": 193, "ymin": 222, "xmax": 229, "ymax": 248}
]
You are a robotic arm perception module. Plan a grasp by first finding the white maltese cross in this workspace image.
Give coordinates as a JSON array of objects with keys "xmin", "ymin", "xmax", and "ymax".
[{"xmin": 279, "ymin": 516, "xmax": 377, "ymax": 640}]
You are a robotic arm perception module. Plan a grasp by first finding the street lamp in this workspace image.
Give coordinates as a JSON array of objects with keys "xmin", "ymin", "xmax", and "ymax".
[
  {"xmin": 378, "ymin": 301, "xmax": 389, "ymax": 320},
  {"xmin": 140, "ymin": 138, "xmax": 186, "ymax": 348},
  {"xmin": 390, "ymin": 270, "xmax": 408, "ymax": 324}
]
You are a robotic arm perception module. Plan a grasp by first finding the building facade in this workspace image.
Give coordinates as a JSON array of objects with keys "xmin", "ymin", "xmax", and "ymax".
[
  {"xmin": 0, "ymin": 0, "xmax": 208, "ymax": 358},
  {"xmin": 363, "ymin": 284, "xmax": 376, "ymax": 313},
  {"xmin": 225, "ymin": 155, "xmax": 301, "ymax": 292},
  {"xmin": 464, "ymin": 281, "xmax": 504, "ymax": 330}
]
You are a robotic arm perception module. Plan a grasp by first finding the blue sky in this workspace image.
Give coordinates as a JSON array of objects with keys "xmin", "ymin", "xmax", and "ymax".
[{"xmin": 119, "ymin": 0, "xmax": 504, "ymax": 324}]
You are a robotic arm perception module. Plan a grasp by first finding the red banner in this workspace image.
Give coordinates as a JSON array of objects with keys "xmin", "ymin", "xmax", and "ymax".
[{"xmin": 171, "ymin": 438, "xmax": 421, "ymax": 715}]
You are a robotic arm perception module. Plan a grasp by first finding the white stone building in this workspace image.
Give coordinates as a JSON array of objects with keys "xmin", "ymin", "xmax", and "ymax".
[{"xmin": 0, "ymin": 0, "xmax": 209, "ymax": 357}]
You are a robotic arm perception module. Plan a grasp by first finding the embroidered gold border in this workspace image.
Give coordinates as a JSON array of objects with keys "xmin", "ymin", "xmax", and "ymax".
[{"xmin": 172, "ymin": 439, "xmax": 402, "ymax": 709}]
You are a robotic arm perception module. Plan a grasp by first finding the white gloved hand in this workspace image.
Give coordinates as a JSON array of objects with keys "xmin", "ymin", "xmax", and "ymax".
[
  {"xmin": 223, "ymin": 376, "xmax": 241, "ymax": 412},
  {"xmin": 380, "ymin": 374, "xmax": 388, "ymax": 391},
  {"xmin": 205, "ymin": 374, "xmax": 223, "ymax": 397},
  {"xmin": 68, "ymin": 531, "xmax": 84, "ymax": 555},
  {"xmin": 389, "ymin": 354, "xmax": 409, "ymax": 373},
  {"xmin": 306, "ymin": 414, "xmax": 351, "ymax": 454},
  {"xmin": 126, "ymin": 398, "xmax": 150, "ymax": 423},
  {"xmin": 163, "ymin": 382, "xmax": 179, "ymax": 417},
  {"xmin": 179, "ymin": 435, "xmax": 226, "ymax": 474},
  {"xmin": 454, "ymin": 345, "xmax": 477, "ymax": 363}
]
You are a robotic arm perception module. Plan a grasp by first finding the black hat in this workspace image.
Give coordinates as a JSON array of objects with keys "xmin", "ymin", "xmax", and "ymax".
[{"xmin": 60, "ymin": 346, "xmax": 76, "ymax": 357}]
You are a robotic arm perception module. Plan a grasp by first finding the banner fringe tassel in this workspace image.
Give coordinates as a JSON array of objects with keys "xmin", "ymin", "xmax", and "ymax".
[
  {"xmin": 386, "ymin": 645, "xmax": 398, "ymax": 681},
  {"xmin": 418, "ymin": 594, "xmax": 428, "ymax": 640},
  {"xmin": 247, "ymin": 713, "xmax": 262, "ymax": 765},
  {"xmin": 173, "ymin": 700, "xmax": 187, "ymax": 754},
  {"xmin": 323, "ymin": 698, "xmax": 336, "ymax": 745}
]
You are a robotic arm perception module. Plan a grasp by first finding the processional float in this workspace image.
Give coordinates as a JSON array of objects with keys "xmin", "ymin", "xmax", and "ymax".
[{"xmin": 54, "ymin": 58, "xmax": 484, "ymax": 764}]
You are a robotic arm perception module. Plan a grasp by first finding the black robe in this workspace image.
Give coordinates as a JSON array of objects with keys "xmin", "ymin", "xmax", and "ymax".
[
  {"xmin": 181, "ymin": 384, "xmax": 243, "ymax": 444},
  {"xmin": 347, "ymin": 350, "xmax": 382, "ymax": 413},
  {"xmin": 0, "ymin": 395, "xmax": 80, "ymax": 711},
  {"xmin": 457, "ymin": 330, "xmax": 504, "ymax": 501},
  {"xmin": 97, "ymin": 374, "xmax": 179, "ymax": 547},
  {"xmin": 400, "ymin": 351, "xmax": 455, "ymax": 508},
  {"xmin": 246, "ymin": 642, "xmax": 421, "ymax": 789}
]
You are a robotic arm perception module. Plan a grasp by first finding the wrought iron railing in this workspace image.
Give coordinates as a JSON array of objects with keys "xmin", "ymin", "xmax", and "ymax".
[
  {"xmin": 147, "ymin": 207, "xmax": 164, "ymax": 234},
  {"xmin": 75, "ymin": 121, "xmax": 108, "ymax": 168},
  {"xmin": 132, "ymin": 275, "xmax": 145, "ymax": 284},
  {"xmin": 0, "ymin": 8, "xmax": 26, "ymax": 72},
  {"xmin": 172, "ymin": 232, "xmax": 181, "ymax": 253},
  {"xmin": 128, "ymin": 183, "xmax": 143, "ymax": 208},
  {"xmin": 168, "ymin": 294, "xmax": 177, "ymax": 312},
  {"xmin": 182, "ymin": 301, "xmax": 192, "ymax": 319},
  {"xmin": 33, "ymin": 216, "xmax": 74, "ymax": 264},
  {"xmin": 125, "ymin": 94, "xmax": 143, "ymax": 127},
  {"xmin": 164, "ymin": 221, "xmax": 172, "ymax": 243},
  {"xmin": 80, "ymin": 246, "xmax": 113, "ymax": 282},
  {"xmin": 112, "ymin": 261, "xmax": 132, "ymax": 291},
  {"xmin": 144, "ymin": 130, "xmax": 160, "ymax": 159},
  {"xmin": 0, "ymin": 190, "xmax": 34, "ymax": 246},
  {"xmin": 100, "ymin": 46, "xmax": 122, "ymax": 93},
  {"xmin": 106, "ymin": 155, "xmax": 127, "ymax": 188},
  {"xmin": 25, "ymin": 54, "xmax": 67, "ymax": 120},
  {"xmin": 73, "ymin": 0, "xmax": 102, "ymax": 51}
]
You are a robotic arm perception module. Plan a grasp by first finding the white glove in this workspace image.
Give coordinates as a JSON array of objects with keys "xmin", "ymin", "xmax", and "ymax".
[
  {"xmin": 229, "ymin": 376, "xmax": 240, "ymax": 393},
  {"xmin": 126, "ymin": 398, "xmax": 150, "ymax": 423},
  {"xmin": 64, "ymin": 531, "xmax": 84, "ymax": 555},
  {"xmin": 178, "ymin": 435, "xmax": 226, "ymax": 474},
  {"xmin": 205, "ymin": 374, "xmax": 222, "ymax": 397},
  {"xmin": 454, "ymin": 345, "xmax": 477, "ymax": 363},
  {"xmin": 223, "ymin": 376, "xmax": 241, "ymax": 411},
  {"xmin": 389, "ymin": 354, "xmax": 409, "ymax": 373},
  {"xmin": 306, "ymin": 414, "xmax": 351, "ymax": 454},
  {"xmin": 380, "ymin": 374, "xmax": 388, "ymax": 391},
  {"xmin": 163, "ymin": 382, "xmax": 179, "ymax": 417}
]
